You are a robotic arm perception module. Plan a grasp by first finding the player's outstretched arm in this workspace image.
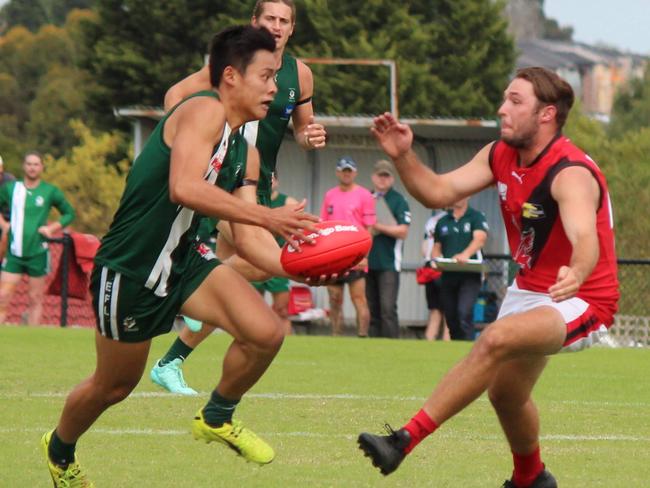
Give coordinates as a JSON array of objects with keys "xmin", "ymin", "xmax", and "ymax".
[
  {"xmin": 549, "ymin": 166, "xmax": 601, "ymax": 302},
  {"xmin": 371, "ymin": 112, "xmax": 494, "ymax": 208},
  {"xmin": 164, "ymin": 66, "xmax": 211, "ymax": 112}
]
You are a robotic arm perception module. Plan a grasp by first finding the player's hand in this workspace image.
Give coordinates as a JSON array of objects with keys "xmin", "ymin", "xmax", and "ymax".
[
  {"xmin": 304, "ymin": 116, "xmax": 327, "ymax": 149},
  {"xmin": 549, "ymin": 265, "xmax": 582, "ymax": 302},
  {"xmin": 268, "ymin": 199, "xmax": 319, "ymax": 250},
  {"xmin": 38, "ymin": 225, "xmax": 54, "ymax": 239},
  {"xmin": 302, "ymin": 271, "xmax": 347, "ymax": 286},
  {"xmin": 370, "ymin": 112, "xmax": 413, "ymax": 160}
]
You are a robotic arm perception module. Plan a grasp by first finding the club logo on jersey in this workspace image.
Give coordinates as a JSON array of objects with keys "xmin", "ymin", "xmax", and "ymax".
[
  {"xmin": 463, "ymin": 222, "xmax": 471, "ymax": 233},
  {"xmin": 195, "ymin": 242, "xmax": 216, "ymax": 261},
  {"xmin": 522, "ymin": 202, "xmax": 545, "ymax": 220},
  {"xmin": 511, "ymin": 171, "xmax": 525, "ymax": 184},
  {"xmin": 497, "ymin": 181, "xmax": 508, "ymax": 201},
  {"xmin": 514, "ymin": 228, "xmax": 535, "ymax": 269},
  {"xmin": 35, "ymin": 195, "xmax": 45, "ymax": 207},
  {"xmin": 209, "ymin": 140, "xmax": 229, "ymax": 174}
]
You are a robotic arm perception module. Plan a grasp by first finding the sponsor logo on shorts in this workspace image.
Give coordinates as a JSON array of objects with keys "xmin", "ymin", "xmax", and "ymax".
[{"xmin": 123, "ymin": 316, "xmax": 138, "ymax": 331}]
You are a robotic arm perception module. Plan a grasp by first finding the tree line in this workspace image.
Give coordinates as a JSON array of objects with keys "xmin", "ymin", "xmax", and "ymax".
[{"xmin": 0, "ymin": 0, "xmax": 648, "ymax": 257}]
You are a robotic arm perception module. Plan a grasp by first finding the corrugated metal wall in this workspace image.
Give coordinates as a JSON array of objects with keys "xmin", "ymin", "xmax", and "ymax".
[{"xmin": 274, "ymin": 133, "xmax": 504, "ymax": 324}]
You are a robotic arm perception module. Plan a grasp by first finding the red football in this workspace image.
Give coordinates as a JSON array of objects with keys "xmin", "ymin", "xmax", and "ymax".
[{"xmin": 281, "ymin": 220, "xmax": 372, "ymax": 278}]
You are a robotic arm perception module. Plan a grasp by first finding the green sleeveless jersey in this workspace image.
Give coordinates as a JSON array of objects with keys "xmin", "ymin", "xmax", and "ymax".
[
  {"xmin": 95, "ymin": 91, "xmax": 247, "ymax": 296},
  {"xmin": 0, "ymin": 180, "xmax": 75, "ymax": 257},
  {"xmin": 241, "ymin": 53, "xmax": 300, "ymax": 203}
]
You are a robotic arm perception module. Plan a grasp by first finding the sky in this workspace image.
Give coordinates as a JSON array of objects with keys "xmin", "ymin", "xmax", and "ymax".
[{"xmin": 545, "ymin": 0, "xmax": 650, "ymax": 55}]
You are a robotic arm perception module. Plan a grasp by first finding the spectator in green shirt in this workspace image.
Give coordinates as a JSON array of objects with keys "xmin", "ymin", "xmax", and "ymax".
[
  {"xmin": 432, "ymin": 197, "xmax": 488, "ymax": 340},
  {"xmin": 367, "ymin": 159, "xmax": 411, "ymax": 338},
  {"xmin": 0, "ymin": 151, "xmax": 75, "ymax": 325}
]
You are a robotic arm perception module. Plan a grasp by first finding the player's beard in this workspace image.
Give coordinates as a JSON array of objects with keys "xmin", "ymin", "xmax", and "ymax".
[{"xmin": 502, "ymin": 116, "xmax": 539, "ymax": 149}]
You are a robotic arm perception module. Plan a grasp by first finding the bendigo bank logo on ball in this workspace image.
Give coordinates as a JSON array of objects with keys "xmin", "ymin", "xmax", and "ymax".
[
  {"xmin": 285, "ymin": 223, "xmax": 361, "ymax": 253},
  {"xmin": 280, "ymin": 220, "xmax": 372, "ymax": 278}
]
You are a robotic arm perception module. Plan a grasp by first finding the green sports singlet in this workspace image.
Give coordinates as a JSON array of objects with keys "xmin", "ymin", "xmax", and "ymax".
[
  {"xmin": 0, "ymin": 180, "xmax": 74, "ymax": 258},
  {"xmin": 241, "ymin": 53, "xmax": 300, "ymax": 205},
  {"xmin": 94, "ymin": 90, "xmax": 247, "ymax": 297}
]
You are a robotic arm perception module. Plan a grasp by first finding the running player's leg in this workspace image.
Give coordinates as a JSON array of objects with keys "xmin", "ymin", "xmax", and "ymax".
[
  {"xmin": 182, "ymin": 264, "xmax": 284, "ymax": 398},
  {"xmin": 358, "ymin": 306, "xmax": 565, "ymax": 475},
  {"xmin": 182, "ymin": 264, "xmax": 283, "ymax": 464},
  {"xmin": 150, "ymin": 322, "xmax": 213, "ymax": 395},
  {"xmin": 0, "ymin": 270, "xmax": 22, "ymax": 323},
  {"xmin": 44, "ymin": 331, "xmax": 150, "ymax": 485},
  {"xmin": 55, "ymin": 331, "xmax": 151, "ymax": 443},
  {"xmin": 488, "ymin": 356, "xmax": 551, "ymax": 487},
  {"xmin": 327, "ymin": 283, "xmax": 344, "ymax": 335},
  {"xmin": 349, "ymin": 275, "xmax": 370, "ymax": 337}
]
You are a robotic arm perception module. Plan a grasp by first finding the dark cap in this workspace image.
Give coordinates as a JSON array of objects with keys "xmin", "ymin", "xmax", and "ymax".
[
  {"xmin": 373, "ymin": 159, "xmax": 394, "ymax": 176},
  {"xmin": 336, "ymin": 156, "xmax": 357, "ymax": 171}
]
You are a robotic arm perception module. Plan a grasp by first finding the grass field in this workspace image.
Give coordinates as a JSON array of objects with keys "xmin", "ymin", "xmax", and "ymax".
[{"xmin": 3, "ymin": 325, "xmax": 650, "ymax": 487}]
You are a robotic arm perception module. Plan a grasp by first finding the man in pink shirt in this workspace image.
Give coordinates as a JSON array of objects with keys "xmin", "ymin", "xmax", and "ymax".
[{"xmin": 320, "ymin": 156, "xmax": 376, "ymax": 336}]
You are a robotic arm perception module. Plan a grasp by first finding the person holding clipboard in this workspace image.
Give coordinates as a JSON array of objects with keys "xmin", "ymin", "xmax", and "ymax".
[{"xmin": 431, "ymin": 197, "xmax": 488, "ymax": 340}]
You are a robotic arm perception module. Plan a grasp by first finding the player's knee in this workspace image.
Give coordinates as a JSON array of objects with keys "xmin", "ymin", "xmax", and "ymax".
[
  {"xmin": 474, "ymin": 325, "xmax": 510, "ymax": 362},
  {"xmin": 248, "ymin": 317, "xmax": 285, "ymax": 353},
  {"xmin": 96, "ymin": 379, "xmax": 139, "ymax": 406}
]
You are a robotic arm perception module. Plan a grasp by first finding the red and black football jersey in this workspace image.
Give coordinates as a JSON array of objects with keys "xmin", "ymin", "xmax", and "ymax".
[{"xmin": 489, "ymin": 135, "xmax": 619, "ymax": 324}]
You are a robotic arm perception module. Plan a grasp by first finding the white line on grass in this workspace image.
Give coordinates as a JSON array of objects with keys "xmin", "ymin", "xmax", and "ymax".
[
  {"xmin": 5, "ymin": 391, "xmax": 650, "ymax": 408},
  {"xmin": 2, "ymin": 427, "xmax": 649, "ymax": 443}
]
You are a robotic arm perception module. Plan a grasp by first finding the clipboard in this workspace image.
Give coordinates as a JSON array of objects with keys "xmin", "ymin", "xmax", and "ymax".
[{"xmin": 433, "ymin": 257, "xmax": 485, "ymax": 273}]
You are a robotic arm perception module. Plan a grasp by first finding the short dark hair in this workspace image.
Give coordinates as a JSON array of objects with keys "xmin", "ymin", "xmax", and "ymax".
[
  {"xmin": 253, "ymin": 0, "xmax": 296, "ymax": 23},
  {"xmin": 208, "ymin": 25, "xmax": 276, "ymax": 87},
  {"xmin": 23, "ymin": 150, "xmax": 43, "ymax": 163},
  {"xmin": 515, "ymin": 67, "xmax": 575, "ymax": 130}
]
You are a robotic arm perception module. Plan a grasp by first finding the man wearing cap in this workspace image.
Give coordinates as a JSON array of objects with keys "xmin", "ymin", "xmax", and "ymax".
[
  {"xmin": 320, "ymin": 156, "xmax": 376, "ymax": 336},
  {"xmin": 367, "ymin": 159, "xmax": 411, "ymax": 338}
]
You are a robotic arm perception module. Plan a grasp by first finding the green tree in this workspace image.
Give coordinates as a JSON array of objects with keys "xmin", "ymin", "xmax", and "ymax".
[
  {"xmin": 0, "ymin": 0, "xmax": 94, "ymax": 33},
  {"xmin": 292, "ymin": 0, "xmax": 514, "ymax": 117},
  {"xmin": 85, "ymin": 0, "xmax": 515, "ymax": 117},
  {"xmin": 44, "ymin": 120, "xmax": 128, "ymax": 236},
  {"xmin": 0, "ymin": 12, "xmax": 98, "ymax": 159},
  {"xmin": 83, "ymin": 0, "xmax": 237, "ymax": 115},
  {"xmin": 608, "ymin": 64, "xmax": 650, "ymax": 138},
  {"xmin": 565, "ymin": 101, "xmax": 650, "ymax": 258}
]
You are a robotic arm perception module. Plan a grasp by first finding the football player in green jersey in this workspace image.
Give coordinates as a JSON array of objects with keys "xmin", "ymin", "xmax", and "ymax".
[
  {"xmin": 42, "ymin": 25, "xmax": 318, "ymax": 487},
  {"xmin": 0, "ymin": 151, "xmax": 75, "ymax": 325},
  {"xmin": 152, "ymin": 0, "xmax": 328, "ymax": 395}
]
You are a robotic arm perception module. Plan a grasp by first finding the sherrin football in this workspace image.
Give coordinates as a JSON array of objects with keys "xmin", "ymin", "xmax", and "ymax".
[{"xmin": 281, "ymin": 220, "xmax": 372, "ymax": 278}]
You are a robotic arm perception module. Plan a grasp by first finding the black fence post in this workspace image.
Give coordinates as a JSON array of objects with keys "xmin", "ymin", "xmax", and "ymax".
[{"xmin": 60, "ymin": 233, "xmax": 71, "ymax": 328}]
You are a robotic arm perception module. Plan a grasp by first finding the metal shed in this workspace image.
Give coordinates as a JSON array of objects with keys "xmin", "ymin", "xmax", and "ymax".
[{"xmin": 115, "ymin": 109, "xmax": 502, "ymax": 326}]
